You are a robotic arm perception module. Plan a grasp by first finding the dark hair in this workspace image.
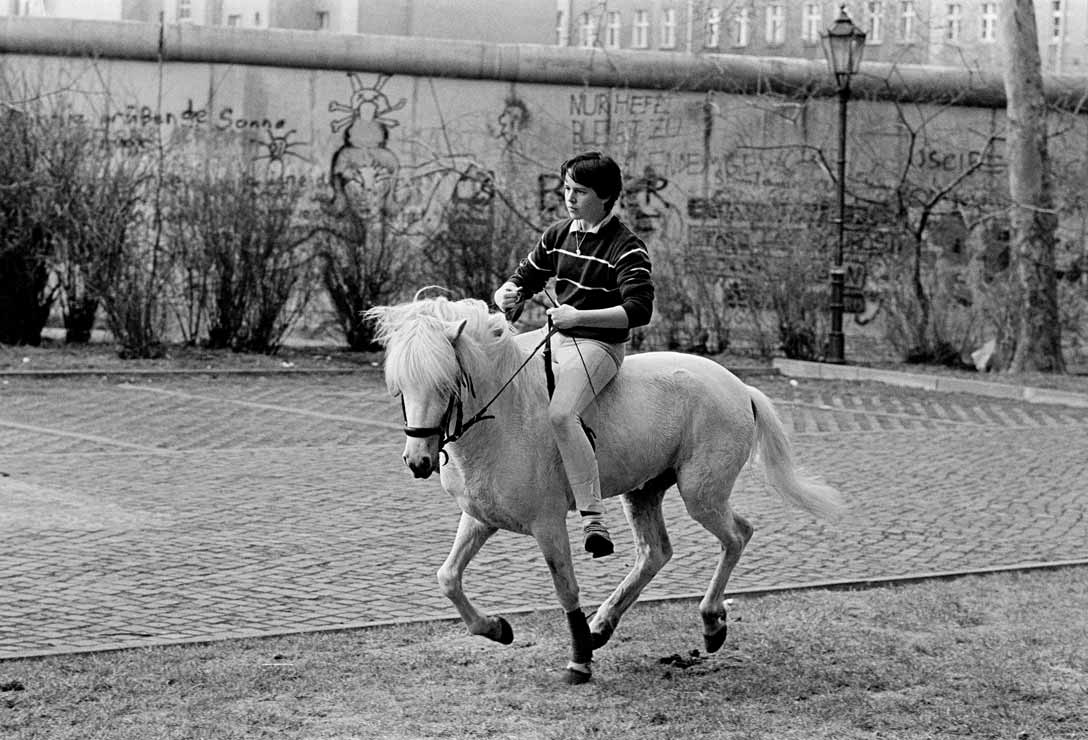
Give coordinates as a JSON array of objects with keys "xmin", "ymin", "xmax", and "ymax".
[{"xmin": 560, "ymin": 151, "xmax": 623, "ymax": 212}]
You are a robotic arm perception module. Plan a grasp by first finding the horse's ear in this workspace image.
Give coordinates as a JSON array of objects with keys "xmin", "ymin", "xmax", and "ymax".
[{"xmin": 444, "ymin": 319, "xmax": 468, "ymax": 344}]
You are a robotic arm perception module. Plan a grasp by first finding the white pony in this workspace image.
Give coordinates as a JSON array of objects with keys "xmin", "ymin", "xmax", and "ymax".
[{"xmin": 367, "ymin": 295, "xmax": 842, "ymax": 683}]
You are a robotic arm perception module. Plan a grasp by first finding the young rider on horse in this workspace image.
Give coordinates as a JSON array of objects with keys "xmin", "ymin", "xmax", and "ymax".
[{"xmin": 493, "ymin": 152, "xmax": 655, "ymax": 558}]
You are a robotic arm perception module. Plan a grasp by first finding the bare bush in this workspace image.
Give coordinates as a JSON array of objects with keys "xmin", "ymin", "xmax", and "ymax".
[
  {"xmin": 880, "ymin": 234, "xmax": 980, "ymax": 366},
  {"xmin": 0, "ymin": 81, "xmax": 60, "ymax": 346},
  {"xmin": 95, "ymin": 211, "xmax": 174, "ymax": 358},
  {"xmin": 171, "ymin": 163, "xmax": 316, "ymax": 353},
  {"xmin": 418, "ymin": 166, "xmax": 535, "ymax": 302},
  {"xmin": 668, "ymin": 199, "xmax": 830, "ymax": 360},
  {"xmin": 318, "ymin": 209, "xmax": 412, "ymax": 351},
  {"xmin": 49, "ymin": 130, "xmax": 151, "ymax": 344},
  {"xmin": 1059, "ymin": 277, "xmax": 1088, "ymax": 366}
]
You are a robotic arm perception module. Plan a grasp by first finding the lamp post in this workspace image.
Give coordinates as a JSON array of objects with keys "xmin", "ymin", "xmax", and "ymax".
[{"xmin": 821, "ymin": 5, "xmax": 866, "ymax": 364}]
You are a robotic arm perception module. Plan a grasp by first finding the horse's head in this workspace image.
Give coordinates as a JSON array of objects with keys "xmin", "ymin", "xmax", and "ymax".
[
  {"xmin": 397, "ymin": 318, "xmax": 468, "ymax": 478},
  {"xmin": 367, "ymin": 296, "xmax": 503, "ymax": 479}
]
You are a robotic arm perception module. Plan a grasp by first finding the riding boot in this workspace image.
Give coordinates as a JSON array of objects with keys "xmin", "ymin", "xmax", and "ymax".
[{"xmin": 573, "ymin": 476, "xmax": 613, "ymax": 558}]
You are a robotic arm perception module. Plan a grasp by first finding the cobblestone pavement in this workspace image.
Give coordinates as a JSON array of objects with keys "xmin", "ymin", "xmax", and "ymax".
[{"xmin": 1, "ymin": 369, "xmax": 1086, "ymax": 659}]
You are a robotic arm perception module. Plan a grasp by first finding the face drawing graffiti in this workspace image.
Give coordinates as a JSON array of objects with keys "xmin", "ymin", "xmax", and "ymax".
[{"xmin": 328, "ymin": 73, "xmax": 407, "ymax": 218}]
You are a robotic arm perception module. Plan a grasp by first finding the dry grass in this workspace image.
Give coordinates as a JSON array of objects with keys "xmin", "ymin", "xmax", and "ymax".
[
  {"xmin": 3, "ymin": 568, "xmax": 1086, "ymax": 740},
  {"xmin": 0, "ymin": 339, "xmax": 381, "ymax": 374}
]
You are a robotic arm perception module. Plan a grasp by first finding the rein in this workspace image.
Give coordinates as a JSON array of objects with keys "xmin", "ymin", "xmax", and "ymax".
[{"xmin": 401, "ymin": 324, "xmax": 560, "ymax": 464}]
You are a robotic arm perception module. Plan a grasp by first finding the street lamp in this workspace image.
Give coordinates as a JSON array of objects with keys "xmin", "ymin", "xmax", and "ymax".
[{"xmin": 821, "ymin": 5, "xmax": 866, "ymax": 364}]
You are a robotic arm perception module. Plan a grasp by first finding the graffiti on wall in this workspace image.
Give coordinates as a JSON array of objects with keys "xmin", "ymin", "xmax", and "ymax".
[
  {"xmin": 446, "ymin": 163, "xmax": 496, "ymax": 241},
  {"xmin": 251, "ymin": 127, "xmax": 308, "ymax": 179},
  {"xmin": 535, "ymin": 162, "xmax": 680, "ymax": 238},
  {"xmin": 323, "ymin": 74, "xmax": 509, "ymax": 248},
  {"xmin": 94, "ymin": 98, "xmax": 293, "ymax": 151},
  {"xmin": 21, "ymin": 50, "xmax": 1053, "ymax": 330},
  {"xmin": 327, "ymin": 73, "xmax": 407, "ymax": 219},
  {"xmin": 568, "ymin": 90, "xmax": 687, "ymax": 158},
  {"xmin": 497, "ymin": 96, "xmax": 529, "ymax": 148}
]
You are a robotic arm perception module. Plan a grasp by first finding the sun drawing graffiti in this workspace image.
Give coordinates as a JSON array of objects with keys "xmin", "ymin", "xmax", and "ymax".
[{"xmin": 250, "ymin": 128, "xmax": 309, "ymax": 179}]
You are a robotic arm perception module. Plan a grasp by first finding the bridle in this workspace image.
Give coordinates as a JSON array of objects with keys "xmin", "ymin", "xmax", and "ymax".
[
  {"xmin": 400, "ymin": 390, "xmax": 470, "ymax": 466},
  {"xmin": 399, "ymin": 324, "xmax": 559, "ymax": 465}
]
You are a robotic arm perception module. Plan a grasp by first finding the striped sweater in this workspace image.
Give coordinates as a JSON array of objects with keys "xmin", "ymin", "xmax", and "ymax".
[{"xmin": 508, "ymin": 216, "xmax": 654, "ymax": 344}]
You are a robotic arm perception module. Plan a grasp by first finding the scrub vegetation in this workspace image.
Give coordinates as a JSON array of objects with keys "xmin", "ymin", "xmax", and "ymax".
[{"xmin": 2, "ymin": 568, "xmax": 1085, "ymax": 740}]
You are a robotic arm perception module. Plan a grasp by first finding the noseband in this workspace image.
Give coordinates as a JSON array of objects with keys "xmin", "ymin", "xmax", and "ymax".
[{"xmin": 401, "ymin": 394, "xmax": 467, "ymax": 457}]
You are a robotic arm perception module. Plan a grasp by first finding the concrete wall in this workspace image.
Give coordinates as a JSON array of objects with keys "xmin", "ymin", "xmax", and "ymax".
[
  {"xmin": 1, "ymin": 22, "xmax": 1036, "ymax": 218},
  {"xmin": 3, "ymin": 17, "xmax": 1088, "ymax": 348}
]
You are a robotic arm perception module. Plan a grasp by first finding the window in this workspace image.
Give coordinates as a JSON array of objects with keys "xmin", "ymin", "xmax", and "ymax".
[
  {"xmin": 897, "ymin": 0, "xmax": 915, "ymax": 42},
  {"xmin": 661, "ymin": 7, "xmax": 677, "ymax": 48},
  {"xmin": 579, "ymin": 12, "xmax": 598, "ymax": 47},
  {"xmin": 866, "ymin": 1, "xmax": 883, "ymax": 44},
  {"xmin": 226, "ymin": 13, "xmax": 241, "ymax": 26},
  {"xmin": 15, "ymin": 0, "xmax": 46, "ymax": 15},
  {"xmin": 705, "ymin": 7, "xmax": 722, "ymax": 48},
  {"xmin": 633, "ymin": 10, "xmax": 650, "ymax": 48},
  {"xmin": 605, "ymin": 11, "xmax": 622, "ymax": 49},
  {"xmin": 980, "ymin": 3, "xmax": 997, "ymax": 42},
  {"xmin": 1051, "ymin": 1, "xmax": 1063, "ymax": 43},
  {"xmin": 945, "ymin": 4, "xmax": 961, "ymax": 42},
  {"xmin": 557, "ymin": 9, "xmax": 569, "ymax": 45},
  {"xmin": 765, "ymin": 4, "xmax": 784, "ymax": 45},
  {"xmin": 178, "ymin": 0, "xmax": 192, "ymax": 21},
  {"xmin": 731, "ymin": 8, "xmax": 750, "ymax": 47},
  {"xmin": 316, "ymin": 11, "xmax": 329, "ymax": 30},
  {"xmin": 802, "ymin": 4, "xmax": 821, "ymax": 44}
]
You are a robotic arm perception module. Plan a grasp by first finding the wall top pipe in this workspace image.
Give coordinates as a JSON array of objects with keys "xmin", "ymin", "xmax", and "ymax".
[{"xmin": 3, "ymin": 16, "xmax": 1088, "ymax": 113}]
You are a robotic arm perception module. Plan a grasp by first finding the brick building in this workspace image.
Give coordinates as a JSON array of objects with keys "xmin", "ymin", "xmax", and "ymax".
[
  {"xmin": 0, "ymin": 0, "xmax": 553, "ymax": 42},
  {"xmin": 2, "ymin": 1, "xmax": 1086, "ymax": 75},
  {"xmin": 558, "ymin": 1, "xmax": 1088, "ymax": 74}
]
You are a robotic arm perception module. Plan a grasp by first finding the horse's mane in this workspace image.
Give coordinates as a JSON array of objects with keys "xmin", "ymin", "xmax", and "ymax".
[{"xmin": 366, "ymin": 296, "xmax": 516, "ymax": 397}]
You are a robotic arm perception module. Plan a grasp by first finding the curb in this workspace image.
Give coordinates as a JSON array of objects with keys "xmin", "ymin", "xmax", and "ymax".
[
  {"xmin": 0, "ymin": 358, "xmax": 773, "ymax": 381},
  {"xmin": 0, "ymin": 366, "xmax": 381, "ymax": 379},
  {"xmin": 7, "ymin": 558, "xmax": 1086, "ymax": 662},
  {"xmin": 3, "ymin": 359, "xmax": 1084, "ymax": 409},
  {"xmin": 773, "ymin": 358, "xmax": 1088, "ymax": 408}
]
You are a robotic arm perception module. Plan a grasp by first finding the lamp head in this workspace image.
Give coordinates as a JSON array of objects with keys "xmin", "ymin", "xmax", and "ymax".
[{"xmin": 821, "ymin": 4, "xmax": 867, "ymax": 88}]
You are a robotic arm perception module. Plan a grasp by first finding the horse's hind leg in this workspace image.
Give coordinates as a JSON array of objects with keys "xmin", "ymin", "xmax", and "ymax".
[
  {"xmin": 589, "ymin": 483, "xmax": 672, "ymax": 650},
  {"xmin": 682, "ymin": 486, "xmax": 753, "ymax": 653},
  {"xmin": 437, "ymin": 512, "xmax": 512, "ymax": 644}
]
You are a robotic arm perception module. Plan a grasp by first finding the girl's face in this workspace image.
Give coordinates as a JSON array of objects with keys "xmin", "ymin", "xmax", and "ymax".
[{"xmin": 563, "ymin": 174, "xmax": 609, "ymax": 225}]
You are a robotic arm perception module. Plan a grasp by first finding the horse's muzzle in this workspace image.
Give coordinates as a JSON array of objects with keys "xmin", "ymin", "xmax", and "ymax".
[
  {"xmin": 403, "ymin": 441, "xmax": 439, "ymax": 478},
  {"xmin": 405, "ymin": 455, "xmax": 437, "ymax": 478}
]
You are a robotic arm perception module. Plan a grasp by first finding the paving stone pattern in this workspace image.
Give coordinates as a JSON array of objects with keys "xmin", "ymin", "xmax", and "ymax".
[{"xmin": 1, "ymin": 371, "xmax": 1086, "ymax": 659}]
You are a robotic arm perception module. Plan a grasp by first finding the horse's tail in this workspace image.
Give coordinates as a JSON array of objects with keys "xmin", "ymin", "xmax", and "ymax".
[{"xmin": 747, "ymin": 385, "xmax": 844, "ymax": 520}]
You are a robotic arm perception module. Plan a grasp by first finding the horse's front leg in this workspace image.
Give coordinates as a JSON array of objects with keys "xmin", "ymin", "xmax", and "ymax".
[
  {"xmin": 437, "ymin": 512, "xmax": 513, "ymax": 645},
  {"xmin": 533, "ymin": 520, "xmax": 594, "ymax": 685}
]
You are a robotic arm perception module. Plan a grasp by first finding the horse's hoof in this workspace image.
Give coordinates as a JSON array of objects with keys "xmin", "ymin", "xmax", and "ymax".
[
  {"xmin": 562, "ymin": 667, "xmax": 593, "ymax": 685},
  {"xmin": 703, "ymin": 622, "xmax": 728, "ymax": 654},
  {"xmin": 591, "ymin": 628, "xmax": 612, "ymax": 650},
  {"xmin": 491, "ymin": 616, "xmax": 514, "ymax": 645}
]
